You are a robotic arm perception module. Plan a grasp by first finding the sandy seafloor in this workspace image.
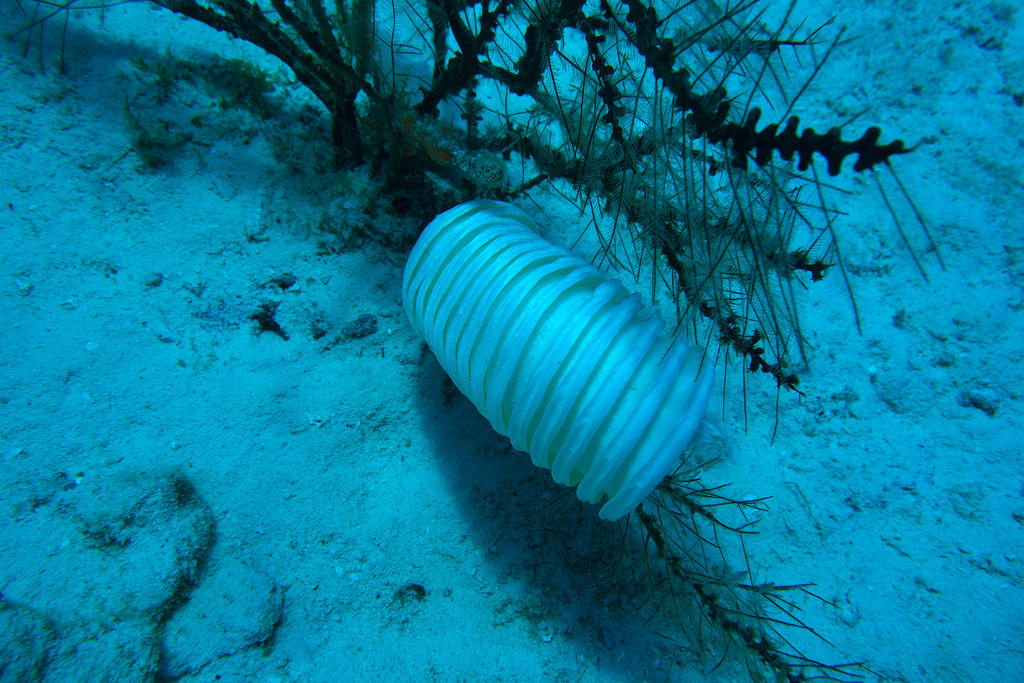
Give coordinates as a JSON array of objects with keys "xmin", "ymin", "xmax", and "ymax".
[{"xmin": 0, "ymin": 0, "xmax": 1021, "ymax": 681}]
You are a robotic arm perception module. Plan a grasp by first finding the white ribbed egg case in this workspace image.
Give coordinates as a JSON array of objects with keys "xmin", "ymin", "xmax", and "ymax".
[{"xmin": 403, "ymin": 200, "xmax": 714, "ymax": 520}]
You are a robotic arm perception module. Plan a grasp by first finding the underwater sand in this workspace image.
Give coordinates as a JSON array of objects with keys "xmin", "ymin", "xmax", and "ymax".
[{"xmin": 0, "ymin": 1, "xmax": 1021, "ymax": 681}]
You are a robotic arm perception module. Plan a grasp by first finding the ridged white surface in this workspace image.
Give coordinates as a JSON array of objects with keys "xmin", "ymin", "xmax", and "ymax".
[{"xmin": 403, "ymin": 200, "xmax": 714, "ymax": 520}]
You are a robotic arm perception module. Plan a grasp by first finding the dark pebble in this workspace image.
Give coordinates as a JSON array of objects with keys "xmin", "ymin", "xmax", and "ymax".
[{"xmin": 342, "ymin": 313, "xmax": 377, "ymax": 339}]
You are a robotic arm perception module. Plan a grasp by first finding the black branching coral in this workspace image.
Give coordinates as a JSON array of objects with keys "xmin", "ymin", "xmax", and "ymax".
[
  {"xmin": 618, "ymin": 0, "xmax": 910, "ymax": 174},
  {"xmin": 11, "ymin": 0, "xmax": 931, "ymax": 394}
]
